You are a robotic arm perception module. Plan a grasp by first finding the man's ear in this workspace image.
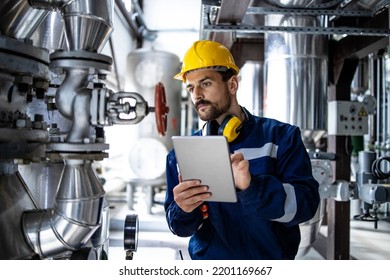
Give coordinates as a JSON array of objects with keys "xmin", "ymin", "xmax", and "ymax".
[{"xmin": 228, "ymin": 75, "xmax": 239, "ymax": 94}]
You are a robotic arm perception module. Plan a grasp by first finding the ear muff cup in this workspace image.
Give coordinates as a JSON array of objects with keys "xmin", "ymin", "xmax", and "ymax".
[
  {"xmin": 203, "ymin": 115, "xmax": 242, "ymax": 142},
  {"xmin": 218, "ymin": 115, "xmax": 242, "ymax": 143}
]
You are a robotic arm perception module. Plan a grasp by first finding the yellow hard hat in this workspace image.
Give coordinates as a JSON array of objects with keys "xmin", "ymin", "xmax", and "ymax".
[{"xmin": 174, "ymin": 40, "xmax": 239, "ymax": 82}]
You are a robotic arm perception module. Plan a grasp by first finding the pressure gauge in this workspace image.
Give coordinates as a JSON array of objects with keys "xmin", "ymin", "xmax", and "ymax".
[
  {"xmin": 124, "ymin": 214, "xmax": 139, "ymax": 260},
  {"xmin": 311, "ymin": 159, "xmax": 333, "ymax": 186},
  {"xmin": 311, "ymin": 159, "xmax": 334, "ymax": 199}
]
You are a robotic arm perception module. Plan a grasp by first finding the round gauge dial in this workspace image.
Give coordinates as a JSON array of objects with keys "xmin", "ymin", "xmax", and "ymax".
[{"xmin": 311, "ymin": 159, "xmax": 333, "ymax": 186}]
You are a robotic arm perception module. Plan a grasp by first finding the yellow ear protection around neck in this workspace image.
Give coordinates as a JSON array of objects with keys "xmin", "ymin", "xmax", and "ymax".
[{"xmin": 204, "ymin": 115, "xmax": 242, "ymax": 143}]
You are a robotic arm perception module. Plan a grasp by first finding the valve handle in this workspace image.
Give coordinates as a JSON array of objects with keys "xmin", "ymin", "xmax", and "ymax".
[
  {"xmin": 107, "ymin": 91, "xmax": 148, "ymax": 125},
  {"xmin": 154, "ymin": 82, "xmax": 169, "ymax": 136}
]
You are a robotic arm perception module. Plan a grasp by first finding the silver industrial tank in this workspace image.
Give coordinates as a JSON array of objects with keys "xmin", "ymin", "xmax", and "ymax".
[{"xmin": 125, "ymin": 49, "xmax": 181, "ymax": 180}]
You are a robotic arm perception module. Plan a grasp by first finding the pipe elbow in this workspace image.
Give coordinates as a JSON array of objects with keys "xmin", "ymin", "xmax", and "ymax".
[
  {"xmin": 55, "ymin": 69, "xmax": 90, "ymax": 119},
  {"xmin": 22, "ymin": 160, "xmax": 105, "ymax": 258}
]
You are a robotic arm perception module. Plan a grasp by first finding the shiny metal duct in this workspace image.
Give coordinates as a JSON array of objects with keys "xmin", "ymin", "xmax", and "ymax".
[
  {"xmin": 0, "ymin": 162, "xmax": 37, "ymax": 259},
  {"xmin": 18, "ymin": 162, "xmax": 110, "ymax": 260},
  {"xmin": 29, "ymin": 11, "xmax": 66, "ymax": 52},
  {"xmin": 264, "ymin": 13, "xmax": 328, "ymax": 145},
  {"xmin": 62, "ymin": 0, "xmax": 114, "ymax": 52},
  {"xmin": 0, "ymin": 0, "xmax": 49, "ymax": 39},
  {"xmin": 87, "ymin": 197, "xmax": 110, "ymax": 260},
  {"xmin": 18, "ymin": 163, "xmax": 63, "ymax": 209},
  {"xmin": 30, "ymin": 0, "xmax": 114, "ymax": 52},
  {"xmin": 23, "ymin": 159, "xmax": 105, "ymax": 258}
]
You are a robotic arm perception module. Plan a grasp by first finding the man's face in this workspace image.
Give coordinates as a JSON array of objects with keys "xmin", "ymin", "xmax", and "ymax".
[{"xmin": 185, "ymin": 69, "xmax": 232, "ymax": 122}]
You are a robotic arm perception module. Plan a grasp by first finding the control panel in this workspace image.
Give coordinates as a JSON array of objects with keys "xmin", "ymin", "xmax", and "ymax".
[{"xmin": 328, "ymin": 100, "xmax": 368, "ymax": 135}]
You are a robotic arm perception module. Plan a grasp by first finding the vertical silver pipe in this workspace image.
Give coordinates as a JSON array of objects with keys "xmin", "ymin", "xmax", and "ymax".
[
  {"xmin": 383, "ymin": 56, "xmax": 390, "ymax": 155},
  {"xmin": 264, "ymin": 14, "xmax": 328, "ymax": 137},
  {"xmin": 374, "ymin": 55, "xmax": 383, "ymax": 154}
]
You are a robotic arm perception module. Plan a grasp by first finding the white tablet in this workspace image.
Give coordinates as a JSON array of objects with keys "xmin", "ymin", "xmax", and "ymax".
[{"xmin": 172, "ymin": 136, "xmax": 237, "ymax": 203}]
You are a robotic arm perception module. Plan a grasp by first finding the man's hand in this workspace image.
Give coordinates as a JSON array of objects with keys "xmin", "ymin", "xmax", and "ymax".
[
  {"xmin": 230, "ymin": 152, "xmax": 251, "ymax": 190},
  {"xmin": 173, "ymin": 180, "xmax": 211, "ymax": 213}
]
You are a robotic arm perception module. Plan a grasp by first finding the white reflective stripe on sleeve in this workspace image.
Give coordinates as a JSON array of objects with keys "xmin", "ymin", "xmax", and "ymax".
[
  {"xmin": 235, "ymin": 142, "xmax": 278, "ymax": 160},
  {"xmin": 167, "ymin": 209, "xmax": 175, "ymax": 232},
  {"xmin": 271, "ymin": 183, "xmax": 297, "ymax": 223}
]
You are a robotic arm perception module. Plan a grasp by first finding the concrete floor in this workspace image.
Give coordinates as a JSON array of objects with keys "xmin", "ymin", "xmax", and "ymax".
[{"xmin": 106, "ymin": 187, "xmax": 390, "ymax": 261}]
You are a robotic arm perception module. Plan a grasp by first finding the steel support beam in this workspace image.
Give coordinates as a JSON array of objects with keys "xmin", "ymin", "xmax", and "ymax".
[{"xmin": 326, "ymin": 58, "xmax": 359, "ymax": 260}]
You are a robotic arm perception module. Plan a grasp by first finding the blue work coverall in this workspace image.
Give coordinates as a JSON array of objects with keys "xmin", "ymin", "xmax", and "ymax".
[{"xmin": 164, "ymin": 108, "xmax": 320, "ymax": 260}]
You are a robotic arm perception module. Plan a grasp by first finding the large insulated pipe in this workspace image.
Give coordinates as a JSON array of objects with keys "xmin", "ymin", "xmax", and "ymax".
[
  {"xmin": 264, "ymin": 14, "xmax": 327, "ymax": 132},
  {"xmin": 23, "ymin": 159, "xmax": 105, "ymax": 258},
  {"xmin": 264, "ymin": 1, "xmax": 328, "ymax": 145}
]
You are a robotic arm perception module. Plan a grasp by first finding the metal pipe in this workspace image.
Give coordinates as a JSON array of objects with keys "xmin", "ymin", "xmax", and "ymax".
[
  {"xmin": 374, "ymin": 55, "xmax": 383, "ymax": 153},
  {"xmin": 383, "ymin": 56, "xmax": 389, "ymax": 154},
  {"xmin": 55, "ymin": 68, "xmax": 90, "ymax": 119},
  {"xmin": 30, "ymin": 0, "xmax": 114, "ymax": 52},
  {"xmin": 28, "ymin": 0, "xmax": 74, "ymax": 9},
  {"xmin": 264, "ymin": 14, "xmax": 328, "ymax": 133},
  {"xmin": 23, "ymin": 0, "xmax": 114, "ymax": 258},
  {"xmin": 66, "ymin": 88, "xmax": 92, "ymax": 143},
  {"xmin": 63, "ymin": 0, "xmax": 114, "ymax": 51},
  {"xmin": 0, "ymin": 0, "xmax": 49, "ymax": 39},
  {"xmin": 114, "ymin": 0, "xmax": 141, "ymax": 40},
  {"xmin": 130, "ymin": 0, "xmax": 157, "ymax": 40},
  {"xmin": 22, "ymin": 159, "xmax": 105, "ymax": 258}
]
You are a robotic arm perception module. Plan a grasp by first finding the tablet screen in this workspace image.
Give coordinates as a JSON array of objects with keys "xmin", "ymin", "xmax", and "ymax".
[{"xmin": 172, "ymin": 136, "xmax": 237, "ymax": 203}]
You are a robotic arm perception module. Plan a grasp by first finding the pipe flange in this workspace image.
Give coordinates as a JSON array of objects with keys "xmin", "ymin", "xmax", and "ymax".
[
  {"xmin": 50, "ymin": 50, "xmax": 112, "ymax": 74},
  {"xmin": 0, "ymin": 35, "xmax": 50, "ymax": 79},
  {"xmin": 47, "ymin": 152, "xmax": 109, "ymax": 161},
  {"xmin": 46, "ymin": 142, "xmax": 109, "ymax": 152},
  {"xmin": 46, "ymin": 143, "xmax": 109, "ymax": 161}
]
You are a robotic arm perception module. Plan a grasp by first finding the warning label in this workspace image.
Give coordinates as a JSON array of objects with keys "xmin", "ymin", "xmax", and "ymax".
[{"xmin": 358, "ymin": 106, "xmax": 368, "ymax": 117}]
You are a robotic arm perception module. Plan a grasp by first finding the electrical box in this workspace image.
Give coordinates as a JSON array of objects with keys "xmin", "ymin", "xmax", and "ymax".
[{"xmin": 328, "ymin": 100, "xmax": 368, "ymax": 136}]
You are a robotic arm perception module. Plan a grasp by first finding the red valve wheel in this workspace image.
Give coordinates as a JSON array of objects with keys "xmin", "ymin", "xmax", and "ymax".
[{"xmin": 154, "ymin": 82, "xmax": 169, "ymax": 136}]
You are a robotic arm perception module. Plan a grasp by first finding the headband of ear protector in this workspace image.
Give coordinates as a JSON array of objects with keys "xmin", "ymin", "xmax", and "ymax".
[{"xmin": 203, "ymin": 115, "xmax": 242, "ymax": 143}]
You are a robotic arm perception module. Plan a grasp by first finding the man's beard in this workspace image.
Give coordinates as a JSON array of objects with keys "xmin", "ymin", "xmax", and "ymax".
[{"xmin": 195, "ymin": 94, "xmax": 231, "ymax": 122}]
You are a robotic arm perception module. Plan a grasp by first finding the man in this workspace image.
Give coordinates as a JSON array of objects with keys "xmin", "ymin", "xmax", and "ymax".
[{"xmin": 164, "ymin": 40, "xmax": 320, "ymax": 260}]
